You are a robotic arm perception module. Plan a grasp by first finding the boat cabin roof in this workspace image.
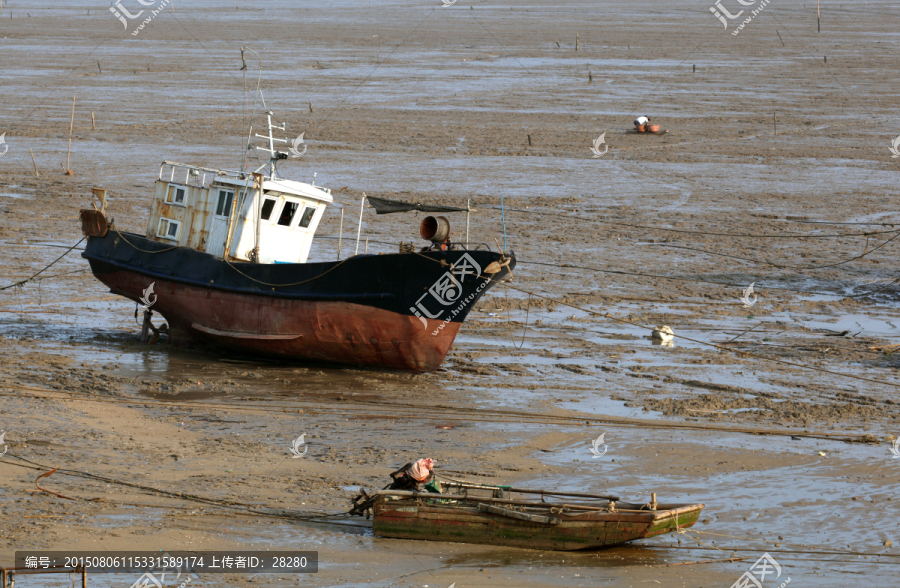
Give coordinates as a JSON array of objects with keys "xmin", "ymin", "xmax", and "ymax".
[{"xmin": 213, "ymin": 176, "xmax": 333, "ymax": 204}]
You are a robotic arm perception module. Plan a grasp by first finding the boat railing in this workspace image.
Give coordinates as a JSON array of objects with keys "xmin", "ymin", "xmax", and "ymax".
[{"xmin": 159, "ymin": 160, "xmax": 255, "ymax": 190}]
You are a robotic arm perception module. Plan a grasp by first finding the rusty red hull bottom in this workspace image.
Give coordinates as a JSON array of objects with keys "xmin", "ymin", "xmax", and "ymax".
[{"xmin": 98, "ymin": 269, "xmax": 461, "ymax": 372}]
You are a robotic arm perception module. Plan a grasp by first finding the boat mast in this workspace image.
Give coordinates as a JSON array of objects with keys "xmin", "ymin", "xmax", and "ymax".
[
  {"xmin": 253, "ymin": 111, "xmax": 287, "ymax": 180},
  {"xmin": 249, "ymin": 112, "xmax": 289, "ymax": 262}
]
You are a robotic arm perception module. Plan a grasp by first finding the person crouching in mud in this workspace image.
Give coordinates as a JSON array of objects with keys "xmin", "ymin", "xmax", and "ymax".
[
  {"xmin": 388, "ymin": 458, "xmax": 435, "ymax": 490},
  {"xmin": 349, "ymin": 457, "xmax": 438, "ymax": 517},
  {"xmin": 634, "ymin": 115, "xmax": 650, "ymax": 130}
]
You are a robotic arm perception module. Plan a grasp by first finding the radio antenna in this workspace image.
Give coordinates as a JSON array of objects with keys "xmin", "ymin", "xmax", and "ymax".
[{"xmin": 240, "ymin": 47, "xmax": 264, "ymax": 175}]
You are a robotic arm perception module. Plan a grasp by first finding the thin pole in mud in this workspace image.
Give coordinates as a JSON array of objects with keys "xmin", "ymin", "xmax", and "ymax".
[
  {"xmin": 773, "ymin": 111, "xmax": 777, "ymax": 136},
  {"xmin": 500, "ymin": 194, "xmax": 507, "ymax": 251},
  {"xmin": 30, "ymin": 148, "xmax": 39, "ymax": 177},
  {"xmin": 817, "ymin": 0, "xmax": 820, "ymax": 32},
  {"xmin": 338, "ymin": 208, "xmax": 344, "ymax": 259},
  {"xmin": 466, "ymin": 199, "xmax": 470, "ymax": 245},
  {"xmin": 65, "ymin": 94, "xmax": 75, "ymax": 173},
  {"xmin": 355, "ymin": 194, "xmax": 365, "ymax": 255}
]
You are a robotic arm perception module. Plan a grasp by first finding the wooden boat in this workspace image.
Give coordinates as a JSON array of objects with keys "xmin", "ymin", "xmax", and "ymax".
[{"xmin": 369, "ymin": 482, "xmax": 704, "ymax": 551}]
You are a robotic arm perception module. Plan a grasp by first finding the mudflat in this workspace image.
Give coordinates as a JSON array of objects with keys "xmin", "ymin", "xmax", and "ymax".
[{"xmin": 1, "ymin": 1, "xmax": 899, "ymax": 587}]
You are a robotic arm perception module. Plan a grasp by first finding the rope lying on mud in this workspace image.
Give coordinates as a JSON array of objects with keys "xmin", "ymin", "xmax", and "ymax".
[
  {"xmin": 484, "ymin": 205, "xmax": 900, "ymax": 240},
  {"xmin": 0, "ymin": 453, "xmax": 353, "ymax": 525},
  {"xmin": 499, "ymin": 279, "xmax": 900, "ymax": 390},
  {"xmin": 0, "ymin": 237, "xmax": 85, "ymax": 291},
  {"xmin": 644, "ymin": 541, "xmax": 900, "ymax": 562},
  {"xmin": 0, "ymin": 384, "xmax": 883, "ymax": 445},
  {"xmin": 523, "ymin": 258, "xmax": 900, "ymax": 300},
  {"xmin": 650, "ymin": 230, "xmax": 900, "ymax": 270},
  {"xmin": 410, "ymin": 250, "xmax": 900, "ymax": 390}
]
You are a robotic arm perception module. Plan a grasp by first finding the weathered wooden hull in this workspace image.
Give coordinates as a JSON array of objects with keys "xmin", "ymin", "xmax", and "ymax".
[
  {"xmin": 82, "ymin": 231, "xmax": 513, "ymax": 372},
  {"xmin": 373, "ymin": 499, "xmax": 704, "ymax": 551}
]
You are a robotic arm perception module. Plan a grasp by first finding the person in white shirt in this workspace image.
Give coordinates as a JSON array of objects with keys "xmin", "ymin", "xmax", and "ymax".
[{"xmin": 634, "ymin": 115, "xmax": 650, "ymax": 128}]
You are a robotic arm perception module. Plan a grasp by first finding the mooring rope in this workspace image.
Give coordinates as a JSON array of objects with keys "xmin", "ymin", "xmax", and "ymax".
[
  {"xmin": 0, "ymin": 237, "xmax": 85, "ymax": 291},
  {"xmin": 223, "ymin": 257, "xmax": 353, "ymax": 287},
  {"xmin": 410, "ymin": 249, "xmax": 900, "ymax": 390}
]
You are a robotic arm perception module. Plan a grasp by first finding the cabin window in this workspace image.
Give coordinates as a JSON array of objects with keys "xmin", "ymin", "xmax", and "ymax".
[
  {"xmin": 215, "ymin": 190, "xmax": 234, "ymax": 217},
  {"xmin": 166, "ymin": 185, "xmax": 186, "ymax": 206},
  {"xmin": 260, "ymin": 198, "xmax": 277, "ymax": 221},
  {"xmin": 277, "ymin": 201, "xmax": 299, "ymax": 227},
  {"xmin": 298, "ymin": 207, "xmax": 316, "ymax": 228},
  {"xmin": 157, "ymin": 218, "xmax": 181, "ymax": 241}
]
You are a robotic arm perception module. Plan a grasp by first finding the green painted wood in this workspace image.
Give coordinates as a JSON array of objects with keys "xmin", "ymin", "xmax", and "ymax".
[{"xmin": 373, "ymin": 499, "xmax": 703, "ymax": 551}]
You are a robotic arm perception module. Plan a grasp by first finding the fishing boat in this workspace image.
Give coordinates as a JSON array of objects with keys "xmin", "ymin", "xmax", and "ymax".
[
  {"xmin": 362, "ymin": 481, "xmax": 704, "ymax": 551},
  {"xmin": 79, "ymin": 111, "xmax": 515, "ymax": 372}
]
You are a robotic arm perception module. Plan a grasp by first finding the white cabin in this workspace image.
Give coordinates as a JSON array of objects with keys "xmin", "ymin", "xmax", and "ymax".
[{"xmin": 146, "ymin": 161, "xmax": 332, "ymax": 264}]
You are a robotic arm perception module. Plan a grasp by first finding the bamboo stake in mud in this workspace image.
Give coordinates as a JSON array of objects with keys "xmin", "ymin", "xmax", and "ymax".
[
  {"xmin": 466, "ymin": 198, "xmax": 470, "ymax": 244},
  {"xmin": 30, "ymin": 148, "xmax": 39, "ymax": 177},
  {"xmin": 337, "ymin": 208, "xmax": 344, "ymax": 259},
  {"xmin": 91, "ymin": 111, "xmax": 95, "ymax": 130},
  {"xmin": 65, "ymin": 94, "xmax": 75, "ymax": 174},
  {"xmin": 575, "ymin": 33, "xmax": 579, "ymax": 52},
  {"xmin": 773, "ymin": 112, "xmax": 777, "ymax": 136},
  {"xmin": 97, "ymin": 60, "xmax": 101, "ymax": 74},
  {"xmin": 355, "ymin": 194, "xmax": 366, "ymax": 255},
  {"xmin": 817, "ymin": 0, "xmax": 821, "ymax": 32}
]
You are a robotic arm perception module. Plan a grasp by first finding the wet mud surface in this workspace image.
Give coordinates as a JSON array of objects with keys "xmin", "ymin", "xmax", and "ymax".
[{"xmin": 2, "ymin": 1, "xmax": 900, "ymax": 587}]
